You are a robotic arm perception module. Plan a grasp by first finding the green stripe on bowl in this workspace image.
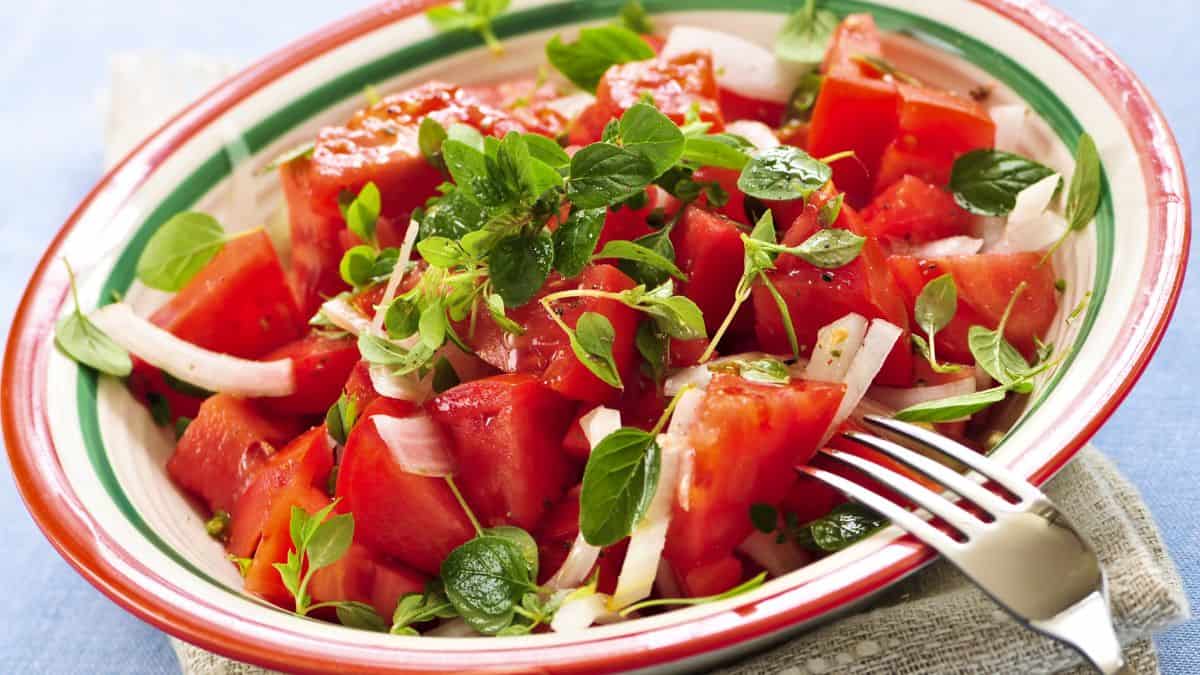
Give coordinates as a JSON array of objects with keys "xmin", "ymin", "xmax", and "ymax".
[{"xmin": 76, "ymin": 0, "xmax": 1113, "ymax": 600}]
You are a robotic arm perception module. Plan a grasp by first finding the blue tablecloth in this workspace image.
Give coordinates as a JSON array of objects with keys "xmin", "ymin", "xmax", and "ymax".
[{"xmin": 0, "ymin": 1, "xmax": 1194, "ymax": 672}]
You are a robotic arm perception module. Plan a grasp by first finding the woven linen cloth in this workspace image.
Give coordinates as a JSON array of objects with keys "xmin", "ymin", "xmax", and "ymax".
[{"xmin": 105, "ymin": 54, "xmax": 1189, "ymax": 675}]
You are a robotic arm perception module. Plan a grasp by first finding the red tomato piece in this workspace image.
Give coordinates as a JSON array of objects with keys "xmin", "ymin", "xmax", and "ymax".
[
  {"xmin": 342, "ymin": 360, "xmax": 379, "ymax": 413},
  {"xmin": 167, "ymin": 394, "xmax": 304, "ymax": 514},
  {"xmin": 464, "ymin": 77, "xmax": 568, "ymax": 137},
  {"xmin": 258, "ymin": 333, "xmax": 360, "ymax": 415},
  {"xmin": 672, "ymin": 205, "xmax": 747, "ymax": 335},
  {"xmin": 861, "ymin": 175, "xmax": 972, "ymax": 245},
  {"xmin": 561, "ymin": 409, "xmax": 592, "ymax": 462},
  {"xmin": 718, "ymin": 89, "xmax": 786, "ymax": 126},
  {"xmin": 244, "ymin": 485, "xmax": 330, "ymax": 607},
  {"xmin": 807, "ymin": 75, "xmax": 899, "ymax": 207},
  {"xmin": 429, "ymin": 374, "xmax": 573, "ymax": 530},
  {"xmin": 282, "ymin": 82, "xmax": 533, "ymax": 314},
  {"xmin": 665, "ymin": 375, "xmax": 844, "ymax": 574},
  {"xmin": 823, "ymin": 14, "xmax": 885, "ymax": 77},
  {"xmin": 753, "ymin": 203, "xmax": 914, "ymax": 385},
  {"xmin": 227, "ymin": 426, "xmax": 334, "ymax": 558},
  {"xmin": 873, "ymin": 140, "xmax": 957, "ymax": 195},
  {"xmin": 677, "ymin": 555, "xmax": 744, "ymax": 598},
  {"xmin": 887, "ymin": 252, "xmax": 1058, "ymax": 361},
  {"xmin": 895, "ymin": 83, "xmax": 995, "ymax": 158},
  {"xmin": 691, "ymin": 167, "xmax": 748, "ymax": 225},
  {"xmin": 570, "ymin": 51, "xmax": 723, "ymax": 145},
  {"xmin": 669, "ymin": 337, "xmax": 708, "ymax": 368},
  {"xmin": 309, "ymin": 543, "xmax": 427, "ymax": 619},
  {"xmin": 597, "ymin": 200, "xmax": 656, "ymax": 250},
  {"xmin": 335, "ymin": 398, "xmax": 475, "ymax": 574},
  {"xmin": 536, "ymin": 485, "xmax": 625, "ymax": 595}
]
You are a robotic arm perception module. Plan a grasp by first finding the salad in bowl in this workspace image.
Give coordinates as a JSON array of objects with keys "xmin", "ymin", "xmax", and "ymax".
[{"xmin": 51, "ymin": 0, "xmax": 1103, "ymax": 643}]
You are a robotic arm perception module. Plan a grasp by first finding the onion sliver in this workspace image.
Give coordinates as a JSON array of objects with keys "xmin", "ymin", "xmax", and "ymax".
[
  {"xmin": 424, "ymin": 618, "xmax": 479, "ymax": 637},
  {"xmin": 990, "ymin": 104, "xmax": 1030, "ymax": 153},
  {"xmin": 824, "ymin": 319, "xmax": 902, "ymax": 442},
  {"xmin": 550, "ymin": 592, "xmax": 618, "ymax": 633},
  {"xmin": 992, "ymin": 210, "xmax": 1069, "ymax": 253},
  {"xmin": 664, "ymin": 364, "xmax": 712, "ymax": 396},
  {"xmin": 547, "ymin": 532, "xmax": 601, "ymax": 590},
  {"xmin": 909, "ymin": 236, "xmax": 983, "ymax": 258},
  {"xmin": 372, "ymin": 414, "xmax": 456, "ymax": 477},
  {"xmin": 1008, "ymin": 173, "xmax": 1060, "ymax": 226},
  {"xmin": 804, "ymin": 313, "xmax": 868, "ymax": 383},
  {"xmin": 368, "ymin": 363, "xmax": 433, "ymax": 403},
  {"xmin": 610, "ymin": 433, "xmax": 684, "ymax": 609},
  {"xmin": 661, "ymin": 26, "xmax": 798, "ymax": 103},
  {"xmin": 371, "ymin": 217, "xmax": 420, "ymax": 332},
  {"xmin": 90, "ymin": 303, "xmax": 295, "ymax": 397},
  {"xmin": 870, "ymin": 377, "xmax": 977, "ymax": 416},
  {"xmin": 580, "ymin": 406, "xmax": 622, "ymax": 449},
  {"xmin": 544, "ymin": 92, "xmax": 595, "ymax": 121},
  {"xmin": 317, "ymin": 295, "xmax": 378, "ymax": 337},
  {"xmin": 724, "ymin": 120, "xmax": 780, "ymax": 151},
  {"xmin": 666, "ymin": 388, "xmax": 704, "ymax": 512},
  {"xmin": 737, "ymin": 531, "xmax": 811, "ymax": 578}
]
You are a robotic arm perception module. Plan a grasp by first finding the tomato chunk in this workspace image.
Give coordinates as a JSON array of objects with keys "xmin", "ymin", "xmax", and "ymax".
[
  {"xmin": 227, "ymin": 425, "xmax": 334, "ymax": 558},
  {"xmin": 258, "ymin": 333, "xmax": 360, "ymax": 415},
  {"xmin": 888, "ymin": 252, "xmax": 1058, "ymax": 361},
  {"xmin": 570, "ymin": 51, "xmax": 723, "ymax": 145},
  {"xmin": 336, "ymin": 398, "xmax": 475, "ymax": 574},
  {"xmin": 861, "ymin": 175, "xmax": 972, "ymax": 244},
  {"xmin": 678, "ymin": 556, "xmax": 744, "ymax": 598},
  {"xmin": 874, "ymin": 85, "xmax": 995, "ymax": 192},
  {"xmin": 429, "ymin": 374, "xmax": 573, "ymax": 530},
  {"xmin": 672, "ymin": 205, "xmax": 747, "ymax": 335},
  {"xmin": 167, "ymin": 394, "xmax": 304, "ymax": 514},
  {"xmin": 665, "ymin": 375, "xmax": 844, "ymax": 574},
  {"xmin": 823, "ymin": 14, "xmax": 885, "ymax": 77},
  {"xmin": 808, "ymin": 75, "xmax": 899, "ymax": 207},
  {"xmin": 244, "ymin": 485, "xmax": 330, "ymax": 607},
  {"xmin": 752, "ymin": 202, "xmax": 914, "ymax": 385},
  {"xmin": 718, "ymin": 89, "xmax": 786, "ymax": 126},
  {"xmin": 309, "ymin": 543, "xmax": 427, "ymax": 619},
  {"xmin": 282, "ymin": 82, "xmax": 534, "ymax": 314}
]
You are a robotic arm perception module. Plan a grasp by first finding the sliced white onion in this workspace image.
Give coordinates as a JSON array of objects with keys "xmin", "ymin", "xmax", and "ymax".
[
  {"xmin": 580, "ymin": 406, "xmax": 622, "ymax": 449},
  {"xmin": 675, "ymin": 447, "xmax": 695, "ymax": 512},
  {"xmin": 90, "ymin": 303, "xmax": 295, "ymax": 397},
  {"xmin": 372, "ymin": 413, "xmax": 456, "ymax": 477},
  {"xmin": 664, "ymin": 363, "xmax": 712, "ymax": 396},
  {"xmin": 725, "ymin": 120, "xmax": 780, "ymax": 151},
  {"xmin": 371, "ymin": 217, "xmax": 420, "ymax": 333},
  {"xmin": 971, "ymin": 215, "xmax": 1007, "ymax": 250},
  {"xmin": 550, "ymin": 592, "xmax": 619, "ymax": 633},
  {"xmin": 666, "ymin": 388, "xmax": 704, "ymax": 512},
  {"xmin": 544, "ymin": 92, "xmax": 596, "ymax": 122},
  {"xmin": 992, "ymin": 210, "xmax": 1069, "ymax": 253},
  {"xmin": 1008, "ymin": 173, "xmax": 1060, "ymax": 225},
  {"xmin": 368, "ymin": 362, "xmax": 434, "ymax": 403},
  {"xmin": 990, "ymin": 104, "xmax": 1030, "ymax": 153},
  {"xmin": 547, "ymin": 532, "xmax": 602, "ymax": 591},
  {"xmin": 610, "ymin": 433, "xmax": 684, "ymax": 609},
  {"xmin": 823, "ymin": 319, "xmax": 902, "ymax": 443},
  {"xmin": 908, "ymin": 236, "xmax": 984, "ymax": 258},
  {"xmin": 661, "ymin": 26, "xmax": 800, "ymax": 104},
  {"xmin": 317, "ymin": 294, "xmax": 379, "ymax": 337},
  {"xmin": 425, "ymin": 618, "xmax": 479, "ymax": 637},
  {"xmin": 803, "ymin": 313, "xmax": 868, "ymax": 384},
  {"xmin": 869, "ymin": 376, "xmax": 977, "ymax": 417},
  {"xmin": 737, "ymin": 530, "xmax": 812, "ymax": 578}
]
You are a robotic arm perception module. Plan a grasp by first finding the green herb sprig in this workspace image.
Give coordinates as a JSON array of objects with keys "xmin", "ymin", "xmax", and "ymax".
[
  {"xmin": 54, "ymin": 260, "xmax": 132, "ymax": 376},
  {"xmin": 426, "ymin": 0, "xmax": 512, "ymax": 54}
]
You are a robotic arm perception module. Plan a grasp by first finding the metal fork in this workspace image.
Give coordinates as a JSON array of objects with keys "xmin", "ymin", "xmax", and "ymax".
[{"xmin": 798, "ymin": 415, "xmax": 1130, "ymax": 674}]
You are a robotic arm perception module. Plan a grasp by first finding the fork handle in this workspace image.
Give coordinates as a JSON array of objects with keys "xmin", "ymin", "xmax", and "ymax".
[{"xmin": 1032, "ymin": 592, "xmax": 1130, "ymax": 674}]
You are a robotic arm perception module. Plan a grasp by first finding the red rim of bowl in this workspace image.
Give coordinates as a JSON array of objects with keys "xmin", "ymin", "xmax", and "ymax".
[{"xmin": 3, "ymin": 1, "xmax": 1189, "ymax": 673}]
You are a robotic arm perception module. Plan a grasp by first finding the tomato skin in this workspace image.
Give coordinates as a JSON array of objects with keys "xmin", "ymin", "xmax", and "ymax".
[
  {"xmin": 309, "ymin": 543, "xmax": 427, "ymax": 619},
  {"xmin": 429, "ymin": 374, "xmax": 574, "ymax": 530},
  {"xmin": 888, "ymin": 252, "xmax": 1058, "ymax": 362},
  {"xmin": 570, "ymin": 51, "xmax": 723, "ymax": 145},
  {"xmin": 669, "ymin": 337, "xmax": 708, "ymax": 368},
  {"xmin": 718, "ymin": 89, "xmax": 785, "ymax": 126},
  {"xmin": 535, "ymin": 486, "xmax": 625, "ymax": 595},
  {"xmin": 861, "ymin": 175, "xmax": 972, "ymax": 245},
  {"xmin": 258, "ymin": 333, "xmax": 360, "ymax": 415},
  {"xmin": 464, "ymin": 77, "xmax": 568, "ymax": 137},
  {"xmin": 677, "ymin": 556, "xmax": 744, "ymax": 598},
  {"xmin": 547, "ymin": 265, "xmax": 641, "ymax": 403},
  {"xmin": 167, "ymin": 394, "xmax": 304, "ymax": 514},
  {"xmin": 336, "ymin": 398, "xmax": 475, "ymax": 574},
  {"xmin": 672, "ymin": 206, "xmax": 747, "ymax": 335},
  {"xmin": 244, "ymin": 485, "xmax": 330, "ymax": 607},
  {"xmin": 227, "ymin": 426, "xmax": 334, "ymax": 558},
  {"xmin": 665, "ymin": 375, "xmax": 844, "ymax": 575},
  {"xmin": 753, "ymin": 203, "xmax": 914, "ymax": 385},
  {"xmin": 823, "ymin": 14, "xmax": 885, "ymax": 77},
  {"xmin": 808, "ymin": 75, "xmax": 899, "ymax": 207},
  {"xmin": 691, "ymin": 167, "xmax": 748, "ymax": 225}
]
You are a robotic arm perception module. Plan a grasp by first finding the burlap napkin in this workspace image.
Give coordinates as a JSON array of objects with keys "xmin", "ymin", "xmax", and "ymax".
[{"xmin": 106, "ymin": 54, "xmax": 1189, "ymax": 675}]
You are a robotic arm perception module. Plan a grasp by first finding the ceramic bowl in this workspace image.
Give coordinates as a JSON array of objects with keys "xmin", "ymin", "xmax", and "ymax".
[{"xmin": 4, "ymin": 1, "xmax": 1188, "ymax": 672}]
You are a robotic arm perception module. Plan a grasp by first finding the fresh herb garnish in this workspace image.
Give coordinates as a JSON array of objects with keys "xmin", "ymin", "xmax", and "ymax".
[
  {"xmin": 737, "ymin": 146, "xmax": 834, "ymax": 201},
  {"xmin": 135, "ymin": 212, "xmax": 238, "ymax": 292},
  {"xmin": 893, "ymin": 385, "xmax": 1010, "ymax": 423},
  {"xmin": 1045, "ymin": 133, "xmax": 1102, "ymax": 258},
  {"xmin": 774, "ymin": 0, "xmax": 838, "ymax": 65},
  {"xmin": 680, "ymin": 133, "xmax": 753, "ymax": 171},
  {"xmin": 713, "ymin": 356, "xmax": 792, "ymax": 385},
  {"xmin": 418, "ymin": 117, "xmax": 449, "ymax": 169},
  {"xmin": 967, "ymin": 282, "xmax": 1036, "ymax": 393},
  {"xmin": 567, "ymin": 143, "xmax": 657, "ymax": 209},
  {"xmin": 552, "ymin": 206, "xmax": 608, "ymax": 278},
  {"xmin": 325, "ymin": 394, "xmax": 359, "ymax": 446},
  {"xmin": 440, "ymin": 535, "xmax": 538, "ymax": 634},
  {"xmin": 546, "ymin": 25, "xmax": 655, "ymax": 92},
  {"xmin": 948, "ymin": 150, "xmax": 1056, "ymax": 216},
  {"xmin": 617, "ymin": 0, "xmax": 654, "ymax": 35},
  {"xmin": 793, "ymin": 503, "xmax": 888, "ymax": 551},
  {"xmin": 390, "ymin": 586, "xmax": 458, "ymax": 635},
  {"xmin": 784, "ymin": 74, "xmax": 824, "ymax": 124},
  {"xmin": 619, "ymin": 572, "xmax": 766, "ymax": 616},
  {"xmin": 205, "ymin": 510, "xmax": 230, "ymax": 541},
  {"xmin": 635, "ymin": 320, "xmax": 668, "ymax": 383},
  {"xmin": 912, "ymin": 273, "xmax": 961, "ymax": 374},
  {"xmin": 425, "ymin": 0, "xmax": 511, "ymax": 54},
  {"xmin": 593, "ymin": 239, "xmax": 687, "ymax": 281},
  {"xmin": 749, "ymin": 503, "xmax": 779, "ymax": 533},
  {"xmin": 489, "ymin": 230, "xmax": 554, "ymax": 307},
  {"xmin": 54, "ymin": 260, "xmax": 132, "ymax": 377}
]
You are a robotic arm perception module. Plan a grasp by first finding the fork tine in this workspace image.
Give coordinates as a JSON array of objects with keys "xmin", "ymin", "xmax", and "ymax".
[
  {"xmin": 842, "ymin": 431, "xmax": 1015, "ymax": 516},
  {"xmin": 819, "ymin": 449, "xmax": 983, "ymax": 537},
  {"xmin": 797, "ymin": 466, "xmax": 961, "ymax": 554},
  {"xmin": 862, "ymin": 415, "xmax": 1045, "ymax": 503}
]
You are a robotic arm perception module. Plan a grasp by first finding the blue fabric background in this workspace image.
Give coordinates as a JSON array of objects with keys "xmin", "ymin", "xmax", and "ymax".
[{"xmin": 0, "ymin": 1, "xmax": 1193, "ymax": 672}]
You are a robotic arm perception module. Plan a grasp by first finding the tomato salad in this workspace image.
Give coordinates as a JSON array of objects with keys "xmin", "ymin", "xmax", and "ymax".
[{"xmin": 55, "ymin": 1, "xmax": 1100, "ymax": 637}]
